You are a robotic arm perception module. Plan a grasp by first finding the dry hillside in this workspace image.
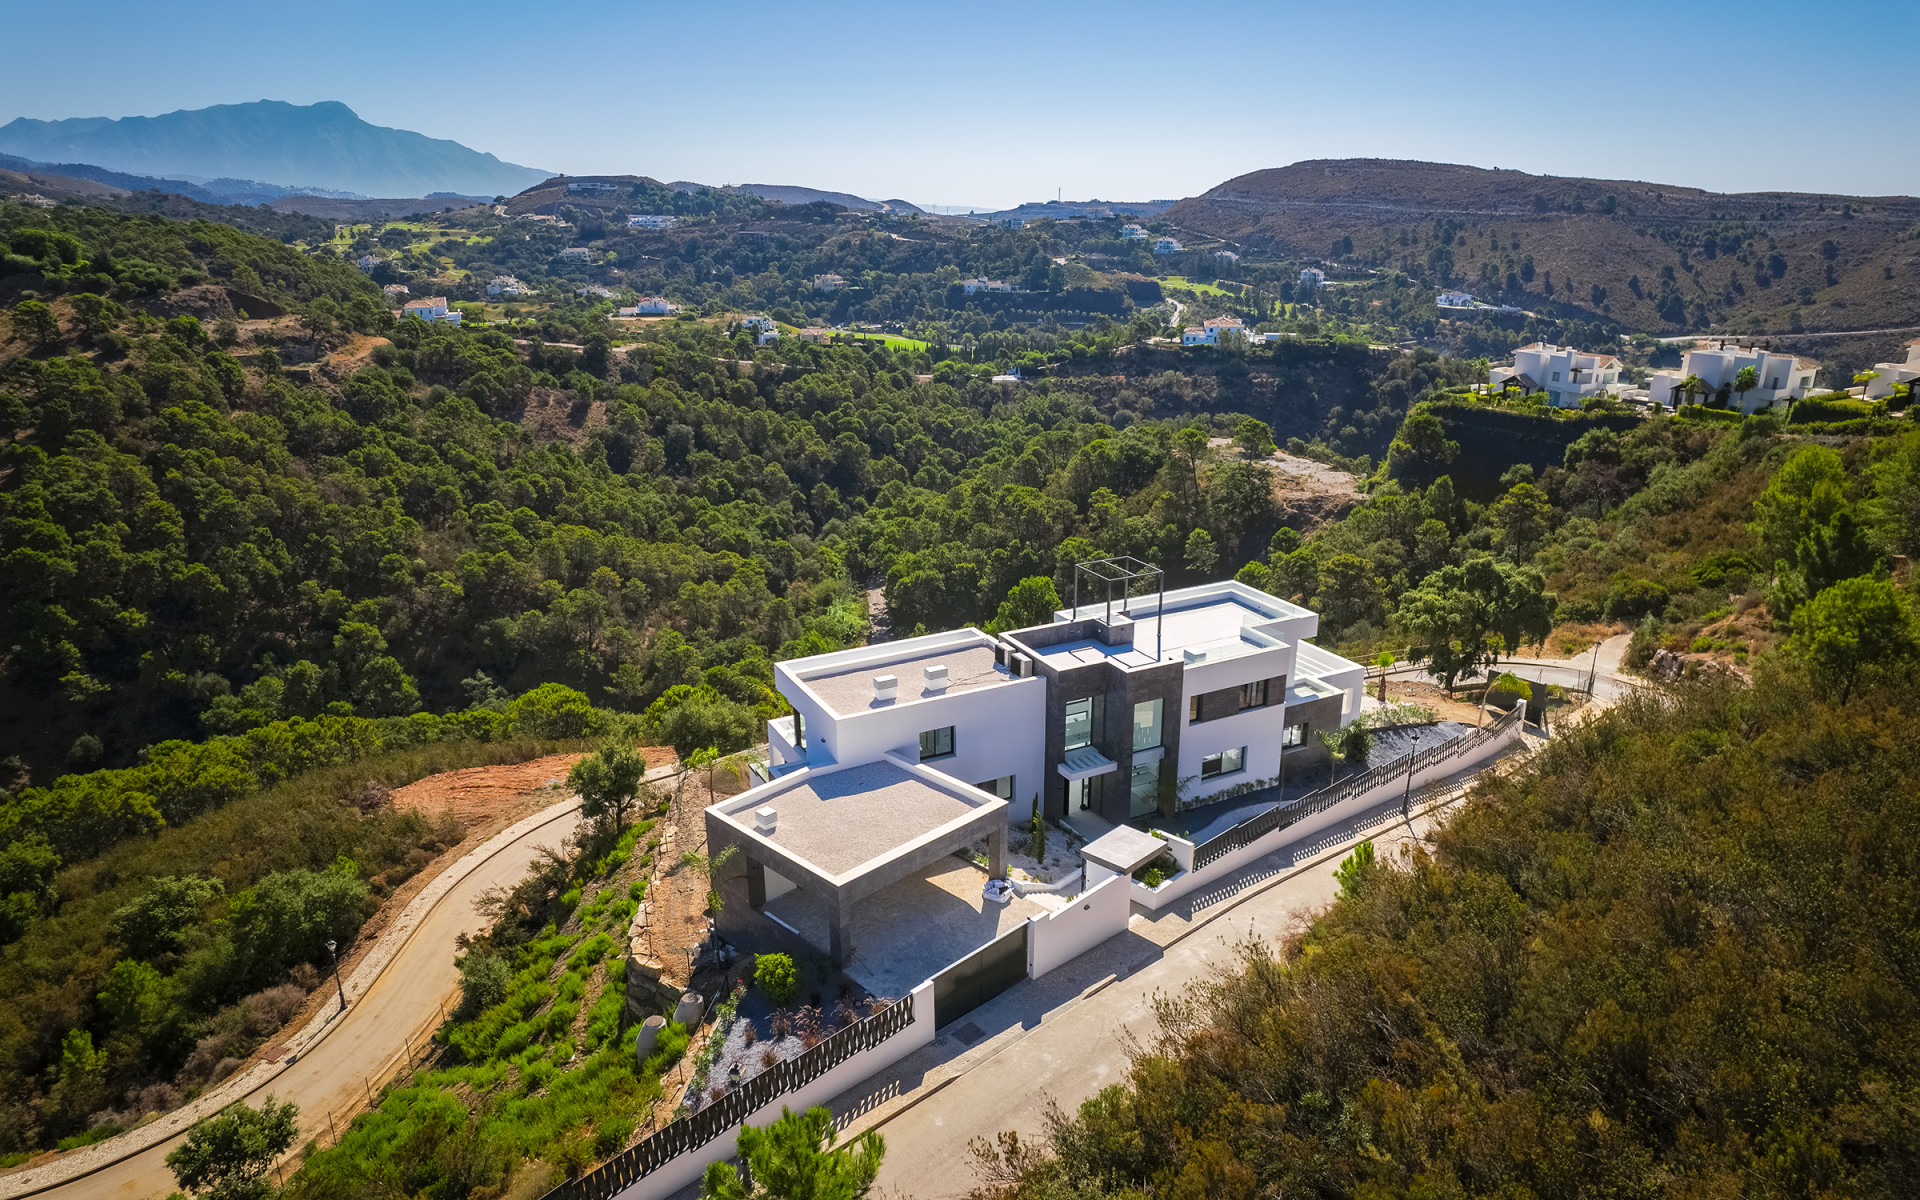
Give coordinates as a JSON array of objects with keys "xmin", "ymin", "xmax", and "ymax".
[{"xmin": 1168, "ymin": 159, "xmax": 1920, "ymax": 336}]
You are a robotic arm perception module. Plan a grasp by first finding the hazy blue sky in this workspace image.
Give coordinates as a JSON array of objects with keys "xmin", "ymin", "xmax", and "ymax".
[{"xmin": 5, "ymin": 0, "xmax": 1915, "ymax": 208}]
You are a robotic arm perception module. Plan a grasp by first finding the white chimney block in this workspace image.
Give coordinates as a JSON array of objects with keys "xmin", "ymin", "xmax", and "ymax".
[
  {"xmin": 873, "ymin": 674, "xmax": 898, "ymax": 702},
  {"xmin": 1182, "ymin": 648, "xmax": 1205, "ymax": 666},
  {"xmin": 924, "ymin": 663, "xmax": 949, "ymax": 691},
  {"xmin": 754, "ymin": 806, "xmax": 777, "ymax": 833}
]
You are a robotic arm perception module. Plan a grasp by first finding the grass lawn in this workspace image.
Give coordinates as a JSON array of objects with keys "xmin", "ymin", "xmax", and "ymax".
[
  {"xmin": 835, "ymin": 332, "xmax": 929, "ymax": 352},
  {"xmin": 1158, "ymin": 276, "xmax": 1232, "ymax": 298}
]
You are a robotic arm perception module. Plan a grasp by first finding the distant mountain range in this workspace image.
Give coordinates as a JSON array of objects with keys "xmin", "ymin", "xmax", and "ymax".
[
  {"xmin": 1166, "ymin": 158, "xmax": 1920, "ymax": 334},
  {"xmin": 0, "ymin": 101, "xmax": 549, "ymax": 199}
]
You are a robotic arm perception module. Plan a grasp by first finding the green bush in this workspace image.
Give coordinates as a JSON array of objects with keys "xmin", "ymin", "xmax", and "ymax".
[{"xmin": 755, "ymin": 952, "xmax": 798, "ymax": 1006}]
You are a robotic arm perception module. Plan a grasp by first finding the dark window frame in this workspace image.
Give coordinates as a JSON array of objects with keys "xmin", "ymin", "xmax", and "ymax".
[{"xmin": 919, "ymin": 725, "xmax": 956, "ymax": 760}]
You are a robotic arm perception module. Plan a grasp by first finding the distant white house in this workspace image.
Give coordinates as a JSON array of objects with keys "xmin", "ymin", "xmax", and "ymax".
[
  {"xmin": 1153, "ymin": 236, "xmax": 1183, "ymax": 254},
  {"xmin": 1120, "ymin": 224, "xmax": 1148, "ymax": 240},
  {"xmin": 1437, "ymin": 290, "xmax": 1474, "ymax": 307},
  {"xmin": 797, "ymin": 326, "xmax": 834, "ymax": 343},
  {"xmin": 557, "ymin": 247, "xmax": 592, "ymax": 262},
  {"xmin": 402, "ymin": 297, "xmax": 462, "ymax": 326},
  {"xmin": 1644, "ymin": 342, "xmax": 1819, "ymax": 413},
  {"xmin": 382, "ymin": 283, "xmax": 409, "ymax": 302},
  {"xmin": 578, "ymin": 285, "xmax": 617, "ymax": 299},
  {"xmin": 1490, "ymin": 343, "xmax": 1623, "ymax": 408},
  {"xmin": 355, "ymin": 254, "xmax": 383, "ymax": 273},
  {"xmin": 1183, "ymin": 316, "xmax": 1246, "ymax": 346},
  {"xmin": 813, "ymin": 273, "xmax": 848, "ymax": 292},
  {"xmin": 1863, "ymin": 340, "xmax": 1920, "ymax": 400},
  {"xmin": 1299, "ymin": 267, "xmax": 1325, "ymax": 286},
  {"xmin": 1214, "ymin": 249, "xmax": 1240, "ymax": 264},
  {"xmin": 961, "ymin": 277, "xmax": 1015, "ymax": 294},
  {"xmin": 568, "ymin": 180, "xmax": 620, "ymax": 192},
  {"xmin": 993, "ymin": 217, "xmax": 1026, "ymax": 229},
  {"xmin": 486, "ymin": 276, "xmax": 526, "ymax": 297},
  {"xmin": 738, "ymin": 314, "xmax": 778, "ymax": 344},
  {"xmin": 618, "ymin": 296, "xmax": 677, "ymax": 316},
  {"xmin": 627, "ymin": 213, "xmax": 677, "ymax": 229}
]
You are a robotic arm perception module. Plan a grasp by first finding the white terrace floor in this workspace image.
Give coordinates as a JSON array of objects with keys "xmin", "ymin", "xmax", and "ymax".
[{"xmin": 763, "ymin": 859, "xmax": 1052, "ymax": 1001}]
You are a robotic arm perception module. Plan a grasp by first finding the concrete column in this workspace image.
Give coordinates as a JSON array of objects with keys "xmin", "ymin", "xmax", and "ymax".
[
  {"xmin": 829, "ymin": 889, "xmax": 854, "ymax": 965},
  {"xmin": 987, "ymin": 823, "xmax": 1007, "ymax": 880},
  {"xmin": 746, "ymin": 857, "xmax": 767, "ymax": 910}
]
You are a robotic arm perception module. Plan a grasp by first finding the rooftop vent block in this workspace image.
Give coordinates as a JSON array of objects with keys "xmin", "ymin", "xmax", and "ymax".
[
  {"xmin": 753, "ymin": 806, "xmax": 777, "ymax": 833},
  {"xmin": 924, "ymin": 664, "xmax": 949, "ymax": 691},
  {"xmin": 1182, "ymin": 648, "xmax": 1206, "ymax": 666},
  {"xmin": 873, "ymin": 674, "xmax": 898, "ymax": 702}
]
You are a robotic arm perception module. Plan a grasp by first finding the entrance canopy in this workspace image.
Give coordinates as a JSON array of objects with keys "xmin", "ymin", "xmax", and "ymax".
[{"xmin": 706, "ymin": 754, "xmax": 1009, "ymax": 963}]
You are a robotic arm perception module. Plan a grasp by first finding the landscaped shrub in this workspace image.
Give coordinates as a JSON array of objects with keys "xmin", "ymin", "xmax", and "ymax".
[{"xmin": 755, "ymin": 953, "xmax": 798, "ymax": 1005}]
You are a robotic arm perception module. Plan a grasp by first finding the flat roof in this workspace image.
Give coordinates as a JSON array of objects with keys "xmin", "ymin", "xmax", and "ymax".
[
  {"xmin": 802, "ymin": 643, "xmax": 1010, "ymax": 717},
  {"xmin": 1031, "ymin": 596, "xmax": 1293, "ymax": 669},
  {"xmin": 718, "ymin": 760, "xmax": 996, "ymax": 879}
]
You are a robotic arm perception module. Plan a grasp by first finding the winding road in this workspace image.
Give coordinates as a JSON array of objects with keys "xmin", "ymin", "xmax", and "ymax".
[{"xmin": 7, "ymin": 802, "xmax": 584, "ymax": 1200}]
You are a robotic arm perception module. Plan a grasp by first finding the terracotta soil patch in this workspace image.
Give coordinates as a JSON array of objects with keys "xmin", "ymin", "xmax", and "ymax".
[{"xmin": 388, "ymin": 748, "xmax": 675, "ymax": 828}]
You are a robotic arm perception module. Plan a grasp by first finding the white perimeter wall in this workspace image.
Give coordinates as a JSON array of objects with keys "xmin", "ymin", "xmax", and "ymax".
[
  {"xmin": 613, "ymin": 981, "xmax": 937, "ymax": 1200},
  {"xmin": 1026, "ymin": 873, "xmax": 1131, "ymax": 977},
  {"xmin": 1135, "ymin": 718, "xmax": 1526, "ymax": 911}
]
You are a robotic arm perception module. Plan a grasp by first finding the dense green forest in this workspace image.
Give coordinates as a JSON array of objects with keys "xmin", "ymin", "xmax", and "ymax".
[{"xmin": 4, "ymin": 194, "xmax": 1918, "ymax": 1180}]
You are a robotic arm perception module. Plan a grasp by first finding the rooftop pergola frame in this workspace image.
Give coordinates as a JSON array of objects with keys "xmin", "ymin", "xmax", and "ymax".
[{"xmin": 1071, "ymin": 556, "xmax": 1165, "ymax": 657}]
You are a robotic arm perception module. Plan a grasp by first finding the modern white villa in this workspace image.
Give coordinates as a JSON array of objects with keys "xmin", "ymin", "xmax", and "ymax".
[
  {"xmin": 1645, "ymin": 342, "xmax": 1819, "ymax": 412},
  {"xmin": 1490, "ymin": 342, "xmax": 1625, "ymax": 408},
  {"xmin": 401, "ymin": 297, "xmax": 461, "ymax": 325},
  {"xmin": 627, "ymin": 214, "xmax": 677, "ymax": 229},
  {"xmin": 1153, "ymin": 236, "xmax": 1183, "ymax": 254},
  {"xmin": 718, "ymin": 568, "xmax": 1365, "ymax": 963},
  {"xmin": 618, "ymin": 296, "xmax": 677, "ymax": 316},
  {"xmin": 486, "ymin": 275, "xmax": 526, "ymax": 297},
  {"xmin": 1864, "ymin": 341, "xmax": 1920, "ymax": 400}
]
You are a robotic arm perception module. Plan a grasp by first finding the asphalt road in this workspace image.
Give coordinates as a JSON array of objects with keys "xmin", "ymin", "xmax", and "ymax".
[{"xmin": 37, "ymin": 805, "xmax": 581, "ymax": 1200}]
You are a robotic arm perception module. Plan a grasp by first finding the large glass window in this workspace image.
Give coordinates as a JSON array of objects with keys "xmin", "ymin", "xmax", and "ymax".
[
  {"xmin": 919, "ymin": 725, "xmax": 955, "ymax": 760},
  {"xmin": 1282, "ymin": 722, "xmax": 1307, "ymax": 747},
  {"xmin": 1200, "ymin": 746, "xmax": 1247, "ymax": 779},
  {"xmin": 1239, "ymin": 680, "xmax": 1268, "ymax": 710},
  {"xmin": 1064, "ymin": 697, "xmax": 1096, "ymax": 750},
  {"xmin": 975, "ymin": 775, "xmax": 1014, "ymax": 799},
  {"xmin": 1128, "ymin": 762, "xmax": 1159, "ymax": 817},
  {"xmin": 1132, "ymin": 698, "xmax": 1164, "ymax": 751}
]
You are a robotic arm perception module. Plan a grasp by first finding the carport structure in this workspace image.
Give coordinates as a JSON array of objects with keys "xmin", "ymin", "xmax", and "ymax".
[{"xmin": 705, "ymin": 755, "xmax": 1008, "ymax": 964}]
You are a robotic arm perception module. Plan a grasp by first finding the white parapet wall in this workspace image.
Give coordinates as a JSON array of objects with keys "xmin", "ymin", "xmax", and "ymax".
[
  {"xmin": 614, "ymin": 980, "xmax": 937, "ymax": 1200},
  {"xmin": 1026, "ymin": 873, "xmax": 1132, "ymax": 978},
  {"xmin": 1131, "ymin": 716, "xmax": 1526, "ymax": 912}
]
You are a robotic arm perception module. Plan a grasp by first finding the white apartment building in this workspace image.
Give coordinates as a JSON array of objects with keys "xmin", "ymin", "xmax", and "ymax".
[
  {"xmin": 1490, "ymin": 343, "xmax": 1624, "ymax": 408},
  {"xmin": 618, "ymin": 296, "xmax": 676, "ymax": 315},
  {"xmin": 627, "ymin": 214, "xmax": 677, "ymax": 229},
  {"xmin": 1644, "ymin": 342, "xmax": 1819, "ymax": 412},
  {"xmin": 1864, "ymin": 341, "xmax": 1920, "ymax": 400},
  {"xmin": 1183, "ymin": 316, "xmax": 1247, "ymax": 346},
  {"xmin": 401, "ymin": 297, "xmax": 461, "ymax": 326},
  {"xmin": 1153, "ymin": 236, "xmax": 1183, "ymax": 254},
  {"xmin": 765, "ymin": 575, "xmax": 1363, "ymax": 830}
]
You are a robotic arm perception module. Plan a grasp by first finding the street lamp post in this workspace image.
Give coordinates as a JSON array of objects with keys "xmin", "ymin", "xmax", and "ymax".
[
  {"xmin": 1403, "ymin": 730, "xmax": 1419, "ymax": 823},
  {"xmin": 326, "ymin": 938, "xmax": 347, "ymax": 1013}
]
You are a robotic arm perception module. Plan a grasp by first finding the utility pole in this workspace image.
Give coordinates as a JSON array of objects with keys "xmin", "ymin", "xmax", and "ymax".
[
  {"xmin": 1587, "ymin": 637, "xmax": 1601, "ymax": 696},
  {"xmin": 1402, "ymin": 730, "xmax": 1419, "ymax": 824},
  {"xmin": 326, "ymin": 939, "xmax": 347, "ymax": 1013}
]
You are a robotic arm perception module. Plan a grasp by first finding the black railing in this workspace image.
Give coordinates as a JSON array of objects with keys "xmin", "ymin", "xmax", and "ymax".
[
  {"xmin": 541, "ymin": 995, "xmax": 917, "ymax": 1200},
  {"xmin": 1192, "ymin": 706, "xmax": 1524, "ymax": 870}
]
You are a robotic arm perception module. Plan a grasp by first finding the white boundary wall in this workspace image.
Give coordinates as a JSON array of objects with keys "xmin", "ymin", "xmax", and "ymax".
[
  {"xmin": 1026, "ymin": 874, "xmax": 1131, "ymax": 978},
  {"xmin": 613, "ymin": 980, "xmax": 937, "ymax": 1200},
  {"xmin": 1132, "ymin": 717, "xmax": 1525, "ymax": 911}
]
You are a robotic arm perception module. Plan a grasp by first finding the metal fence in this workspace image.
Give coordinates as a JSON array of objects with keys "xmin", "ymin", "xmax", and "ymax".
[
  {"xmin": 932, "ymin": 922, "xmax": 1029, "ymax": 1027},
  {"xmin": 540, "ymin": 995, "xmax": 917, "ymax": 1200},
  {"xmin": 1193, "ymin": 706, "xmax": 1525, "ymax": 870}
]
